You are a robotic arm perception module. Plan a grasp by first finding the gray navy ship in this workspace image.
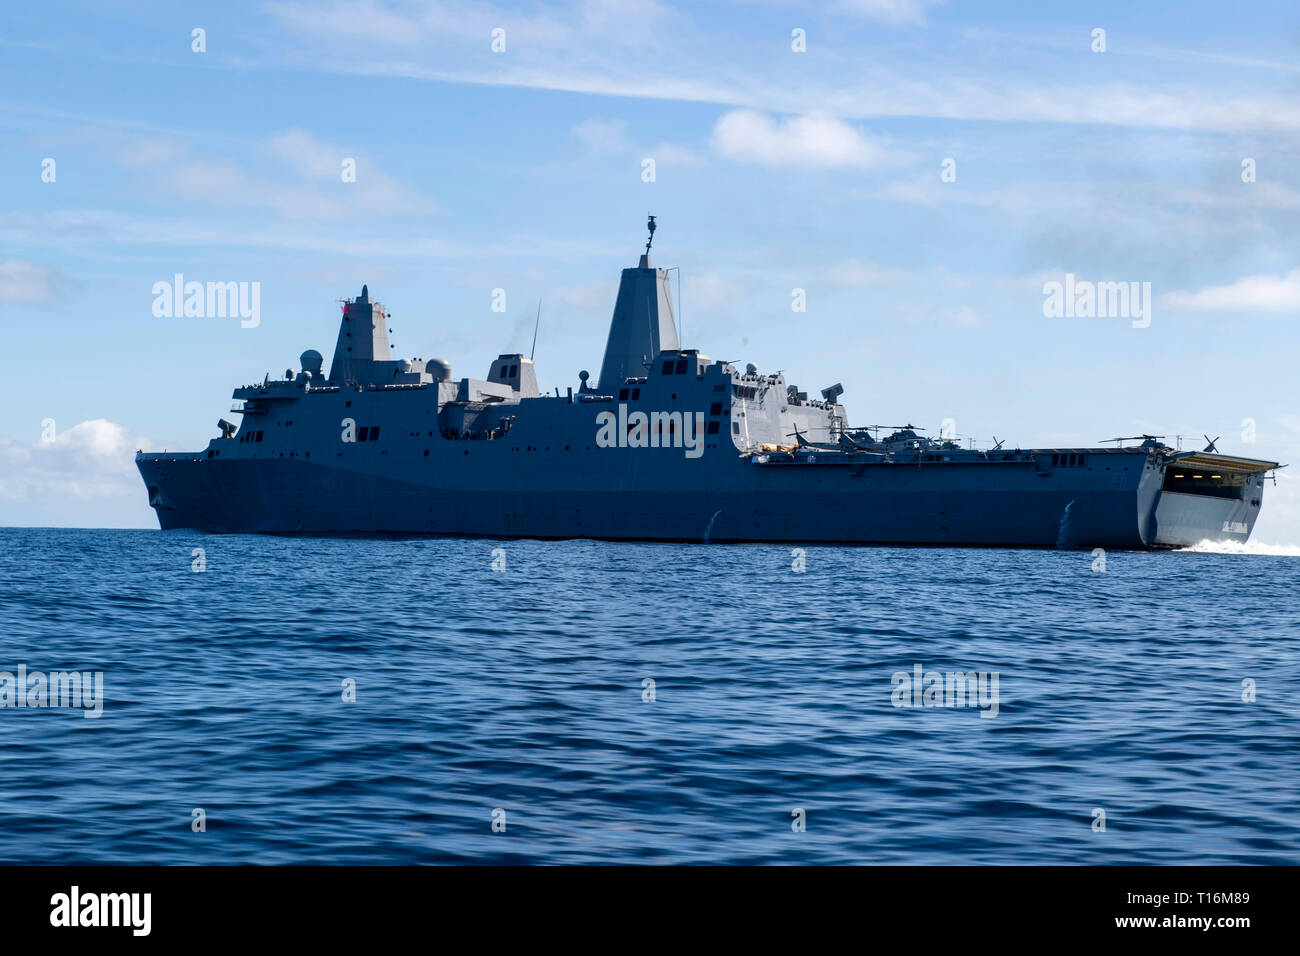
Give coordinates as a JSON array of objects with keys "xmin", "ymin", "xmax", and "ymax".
[{"xmin": 137, "ymin": 219, "xmax": 1281, "ymax": 548}]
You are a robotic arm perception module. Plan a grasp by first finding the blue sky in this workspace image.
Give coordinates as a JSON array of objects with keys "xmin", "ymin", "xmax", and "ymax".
[{"xmin": 2, "ymin": 0, "xmax": 1298, "ymax": 538}]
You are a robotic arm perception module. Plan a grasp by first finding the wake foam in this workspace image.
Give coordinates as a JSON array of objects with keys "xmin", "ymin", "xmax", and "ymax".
[{"xmin": 1177, "ymin": 539, "xmax": 1300, "ymax": 557}]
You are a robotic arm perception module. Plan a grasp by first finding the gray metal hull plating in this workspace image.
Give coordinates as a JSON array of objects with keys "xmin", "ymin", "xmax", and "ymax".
[{"xmin": 137, "ymin": 442, "xmax": 1253, "ymax": 548}]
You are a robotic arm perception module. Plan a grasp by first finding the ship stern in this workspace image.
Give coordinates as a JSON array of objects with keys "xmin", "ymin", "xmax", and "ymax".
[{"xmin": 1151, "ymin": 451, "xmax": 1278, "ymax": 548}]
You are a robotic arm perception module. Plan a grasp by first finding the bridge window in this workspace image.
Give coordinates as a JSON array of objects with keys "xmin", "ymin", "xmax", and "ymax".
[
  {"xmin": 662, "ymin": 360, "xmax": 674, "ymax": 375},
  {"xmin": 675, "ymin": 359, "xmax": 688, "ymax": 374}
]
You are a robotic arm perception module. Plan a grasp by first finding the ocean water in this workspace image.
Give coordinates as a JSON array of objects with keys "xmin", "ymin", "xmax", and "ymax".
[{"xmin": 1, "ymin": 527, "xmax": 1297, "ymax": 865}]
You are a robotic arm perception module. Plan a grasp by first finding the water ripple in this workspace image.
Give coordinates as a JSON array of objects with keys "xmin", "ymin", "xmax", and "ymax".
[{"xmin": 0, "ymin": 528, "xmax": 1296, "ymax": 864}]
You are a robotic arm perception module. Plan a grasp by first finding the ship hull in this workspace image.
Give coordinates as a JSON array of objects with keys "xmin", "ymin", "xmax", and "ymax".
[{"xmin": 137, "ymin": 447, "xmax": 1261, "ymax": 549}]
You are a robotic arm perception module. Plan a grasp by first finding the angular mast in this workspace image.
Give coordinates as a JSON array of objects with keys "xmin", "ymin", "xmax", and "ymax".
[
  {"xmin": 329, "ymin": 284, "xmax": 390, "ymax": 383},
  {"xmin": 597, "ymin": 216, "xmax": 679, "ymax": 390}
]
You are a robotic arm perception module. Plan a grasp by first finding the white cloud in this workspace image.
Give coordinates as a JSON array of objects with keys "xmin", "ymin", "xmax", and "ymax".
[
  {"xmin": 0, "ymin": 420, "xmax": 150, "ymax": 503},
  {"xmin": 710, "ymin": 110, "xmax": 886, "ymax": 170},
  {"xmin": 119, "ymin": 129, "xmax": 434, "ymax": 221},
  {"xmin": 0, "ymin": 259, "xmax": 55, "ymax": 303},
  {"xmin": 1159, "ymin": 269, "xmax": 1300, "ymax": 312},
  {"xmin": 836, "ymin": 0, "xmax": 946, "ymax": 28}
]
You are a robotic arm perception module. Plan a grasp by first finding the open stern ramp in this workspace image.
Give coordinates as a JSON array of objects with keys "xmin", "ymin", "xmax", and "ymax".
[{"xmin": 1153, "ymin": 451, "xmax": 1281, "ymax": 548}]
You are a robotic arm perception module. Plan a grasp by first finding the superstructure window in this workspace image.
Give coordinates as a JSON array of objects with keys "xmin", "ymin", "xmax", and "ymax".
[
  {"xmin": 661, "ymin": 361, "xmax": 674, "ymax": 375},
  {"xmin": 675, "ymin": 359, "xmax": 688, "ymax": 375}
]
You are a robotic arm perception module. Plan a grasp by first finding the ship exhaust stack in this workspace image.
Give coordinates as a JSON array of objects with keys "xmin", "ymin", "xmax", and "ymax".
[
  {"xmin": 598, "ymin": 218, "xmax": 678, "ymax": 390},
  {"xmin": 329, "ymin": 284, "xmax": 390, "ymax": 383}
]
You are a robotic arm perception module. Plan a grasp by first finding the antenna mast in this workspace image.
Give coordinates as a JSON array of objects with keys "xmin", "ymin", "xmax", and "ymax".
[{"xmin": 530, "ymin": 299, "xmax": 542, "ymax": 361}]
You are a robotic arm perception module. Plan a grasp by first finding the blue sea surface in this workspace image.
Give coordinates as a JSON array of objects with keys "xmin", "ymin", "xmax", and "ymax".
[{"xmin": 0, "ymin": 527, "xmax": 1296, "ymax": 864}]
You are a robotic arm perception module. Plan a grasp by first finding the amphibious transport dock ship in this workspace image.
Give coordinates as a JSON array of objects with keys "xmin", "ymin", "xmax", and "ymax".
[{"xmin": 137, "ymin": 220, "xmax": 1281, "ymax": 548}]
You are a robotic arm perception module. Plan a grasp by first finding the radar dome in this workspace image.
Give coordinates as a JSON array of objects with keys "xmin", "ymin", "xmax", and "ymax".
[
  {"xmin": 300, "ymin": 349, "xmax": 324, "ymax": 377},
  {"xmin": 426, "ymin": 358, "xmax": 452, "ymax": 382}
]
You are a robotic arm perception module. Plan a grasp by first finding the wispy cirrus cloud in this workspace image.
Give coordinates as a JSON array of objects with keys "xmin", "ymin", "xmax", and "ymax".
[
  {"xmin": 570, "ymin": 117, "xmax": 630, "ymax": 154},
  {"xmin": 262, "ymin": 1, "xmax": 1300, "ymax": 133},
  {"xmin": 571, "ymin": 117, "xmax": 702, "ymax": 167},
  {"xmin": 837, "ymin": 0, "xmax": 947, "ymax": 28},
  {"xmin": 118, "ymin": 128, "xmax": 434, "ymax": 221}
]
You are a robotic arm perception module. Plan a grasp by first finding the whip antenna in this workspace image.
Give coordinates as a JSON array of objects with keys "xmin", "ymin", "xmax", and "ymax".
[{"xmin": 530, "ymin": 299, "xmax": 542, "ymax": 361}]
